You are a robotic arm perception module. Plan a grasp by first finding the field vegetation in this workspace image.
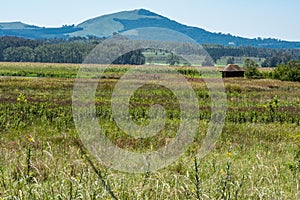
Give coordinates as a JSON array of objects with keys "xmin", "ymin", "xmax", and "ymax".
[{"xmin": 0, "ymin": 63, "xmax": 299, "ymax": 199}]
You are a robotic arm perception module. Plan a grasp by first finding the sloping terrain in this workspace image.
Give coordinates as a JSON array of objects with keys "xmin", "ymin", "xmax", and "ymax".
[{"xmin": 0, "ymin": 9, "xmax": 300, "ymax": 48}]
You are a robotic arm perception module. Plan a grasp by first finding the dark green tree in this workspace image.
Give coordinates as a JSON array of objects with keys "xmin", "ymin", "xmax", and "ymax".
[
  {"xmin": 244, "ymin": 59, "xmax": 262, "ymax": 79},
  {"xmin": 226, "ymin": 57, "xmax": 235, "ymax": 64},
  {"xmin": 244, "ymin": 58, "xmax": 259, "ymax": 68},
  {"xmin": 113, "ymin": 49, "xmax": 145, "ymax": 65},
  {"xmin": 167, "ymin": 53, "xmax": 180, "ymax": 66},
  {"xmin": 3, "ymin": 46, "xmax": 35, "ymax": 62},
  {"xmin": 202, "ymin": 56, "xmax": 214, "ymax": 66},
  {"xmin": 271, "ymin": 60, "xmax": 300, "ymax": 82}
]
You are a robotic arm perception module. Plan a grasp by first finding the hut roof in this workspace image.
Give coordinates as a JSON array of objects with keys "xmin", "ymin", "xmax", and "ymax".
[{"xmin": 220, "ymin": 64, "xmax": 245, "ymax": 72}]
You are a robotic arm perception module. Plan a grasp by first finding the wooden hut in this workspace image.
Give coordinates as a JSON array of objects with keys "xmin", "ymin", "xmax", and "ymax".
[{"xmin": 220, "ymin": 64, "xmax": 245, "ymax": 78}]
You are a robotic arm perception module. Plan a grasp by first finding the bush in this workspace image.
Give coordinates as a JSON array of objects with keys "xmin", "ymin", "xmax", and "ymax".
[
  {"xmin": 244, "ymin": 58, "xmax": 263, "ymax": 79},
  {"xmin": 245, "ymin": 66, "xmax": 263, "ymax": 79},
  {"xmin": 271, "ymin": 60, "xmax": 300, "ymax": 82}
]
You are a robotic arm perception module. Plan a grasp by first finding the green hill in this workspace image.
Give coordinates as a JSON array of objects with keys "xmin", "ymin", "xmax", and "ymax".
[
  {"xmin": 0, "ymin": 22, "xmax": 39, "ymax": 29},
  {"xmin": 1, "ymin": 9, "xmax": 300, "ymax": 48},
  {"xmin": 71, "ymin": 9, "xmax": 162, "ymax": 37}
]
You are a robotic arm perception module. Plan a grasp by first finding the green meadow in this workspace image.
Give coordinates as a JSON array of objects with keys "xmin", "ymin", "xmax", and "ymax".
[{"xmin": 0, "ymin": 63, "xmax": 300, "ymax": 199}]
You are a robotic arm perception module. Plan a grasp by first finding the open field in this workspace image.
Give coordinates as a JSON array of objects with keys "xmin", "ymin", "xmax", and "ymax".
[{"xmin": 0, "ymin": 63, "xmax": 300, "ymax": 199}]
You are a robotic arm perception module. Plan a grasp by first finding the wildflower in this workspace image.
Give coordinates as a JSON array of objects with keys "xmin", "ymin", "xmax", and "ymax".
[
  {"xmin": 27, "ymin": 135, "xmax": 35, "ymax": 143},
  {"xmin": 220, "ymin": 169, "xmax": 225, "ymax": 175},
  {"xmin": 226, "ymin": 152, "xmax": 232, "ymax": 158},
  {"xmin": 17, "ymin": 92, "xmax": 27, "ymax": 103},
  {"xmin": 29, "ymin": 171, "xmax": 34, "ymax": 176}
]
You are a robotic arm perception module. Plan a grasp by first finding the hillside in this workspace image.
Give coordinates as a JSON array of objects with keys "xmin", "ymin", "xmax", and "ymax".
[
  {"xmin": 0, "ymin": 22, "xmax": 40, "ymax": 29},
  {"xmin": 1, "ymin": 9, "xmax": 300, "ymax": 48}
]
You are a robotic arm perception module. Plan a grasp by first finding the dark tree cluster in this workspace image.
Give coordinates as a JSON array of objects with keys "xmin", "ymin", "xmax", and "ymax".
[
  {"xmin": 0, "ymin": 36, "xmax": 145, "ymax": 64},
  {"xmin": 0, "ymin": 36, "xmax": 41, "ymax": 61},
  {"xmin": 3, "ymin": 43, "xmax": 94, "ymax": 63},
  {"xmin": 244, "ymin": 59, "xmax": 263, "ymax": 79},
  {"xmin": 243, "ymin": 58, "xmax": 300, "ymax": 82},
  {"xmin": 203, "ymin": 44, "xmax": 300, "ymax": 66},
  {"xmin": 0, "ymin": 36, "xmax": 299, "ymax": 66},
  {"xmin": 271, "ymin": 60, "xmax": 300, "ymax": 82},
  {"xmin": 261, "ymin": 52, "xmax": 293, "ymax": 67},
  {"xmin": 113, "ymin": 49, "xmax": 145, "ymax": 65}
]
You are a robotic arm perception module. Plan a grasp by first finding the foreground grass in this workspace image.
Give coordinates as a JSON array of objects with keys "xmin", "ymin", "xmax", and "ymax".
[
  {"xmin": 1, "ymin": 123, "xmax": 299, "ymax": 199},
  {"xmin": 0, "ymin": 63, "xmax": 300, "ymax": 199}
]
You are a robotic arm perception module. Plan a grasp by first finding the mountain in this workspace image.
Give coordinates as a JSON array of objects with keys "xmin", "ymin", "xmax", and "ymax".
[
  {"xmin": 0, "ymin": 22, "xmax": 39, "ymax": 29},
  {"xmin": 1, "ymin": 9, "xmax": 300, "ymax": 48},
  {"xmin": 0, "ymin": 22, "xmax": 82, "ymax": 39}
]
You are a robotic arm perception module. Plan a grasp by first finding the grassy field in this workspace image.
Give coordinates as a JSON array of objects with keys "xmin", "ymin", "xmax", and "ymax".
[{"xmin": 0, "ymin": 62, "xmax": 300, "ymax": 199}]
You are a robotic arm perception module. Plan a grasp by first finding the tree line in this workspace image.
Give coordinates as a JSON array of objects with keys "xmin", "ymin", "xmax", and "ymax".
[
  {"xmin": 203, "ymin": 44, "xmax": 300, "ymax": 67},
  {"xmin": 0, "ymin": 36, "xmax": 145, "ymax": 64},
  {"xmin": 1, "ymin": 36, "xmax": 300, "ymax": 66},
  {"xmin": 244, "ymin": 59, "xmax": 300, "ymax": 82}
]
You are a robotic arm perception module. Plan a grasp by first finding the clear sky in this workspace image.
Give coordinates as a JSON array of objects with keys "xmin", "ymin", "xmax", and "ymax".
[{"xmin": 1, "ymin": 0, "xmax": 299, "ymax": 41}]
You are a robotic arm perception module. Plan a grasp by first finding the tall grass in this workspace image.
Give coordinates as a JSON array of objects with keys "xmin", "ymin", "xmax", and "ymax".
[{"xmin": 0, "ymin": 63, "xmax": 299, "ymax": 199}]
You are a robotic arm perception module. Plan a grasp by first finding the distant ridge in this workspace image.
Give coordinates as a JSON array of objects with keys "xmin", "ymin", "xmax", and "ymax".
[
  {"xmin": 1, "ymin": 9, "xmax": 300, "ymax": 48},
  {"xmin": 0, "ymin": 22, "xmax": 40, "ymax": 29}
]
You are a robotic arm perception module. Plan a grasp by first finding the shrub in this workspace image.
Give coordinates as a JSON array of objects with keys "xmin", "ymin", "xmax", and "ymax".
[
  {"xmin": 244, "ymin": 59, "xmax": 263, "ymax": 79},
  {"xmin": 245, "ymin": 66, "xmax": 263, "ymax": 79},
  {"xmin": 271, "ymin": 60, "xmax": 300, "ymax": 82}
]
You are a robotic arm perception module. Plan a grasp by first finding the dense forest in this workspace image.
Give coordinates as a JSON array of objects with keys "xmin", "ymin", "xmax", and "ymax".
[
  {"xmin": 203, "ymin": 44, "xmax": 300, "ymax": 67},
  {"xmin": 0, "ymin": 36, "xmax": 145, "ymax": 64},
  {"xmin": 0, "ymin": 36, "xmax": 300, "ymax": 66}
]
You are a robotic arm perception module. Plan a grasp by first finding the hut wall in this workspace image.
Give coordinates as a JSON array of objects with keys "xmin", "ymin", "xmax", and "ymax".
[{"xmin": 222, "ymin": 71, "xmax": 245, "ymax": 78}]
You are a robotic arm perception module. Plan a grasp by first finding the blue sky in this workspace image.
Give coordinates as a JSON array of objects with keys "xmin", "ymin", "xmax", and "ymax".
[{"xmin": 1, "ymin": 0, "xmax": 299, "ymax": 41}]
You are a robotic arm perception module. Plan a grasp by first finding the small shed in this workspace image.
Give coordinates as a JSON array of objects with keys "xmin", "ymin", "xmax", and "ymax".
[{"xmin": 220, "ymin": 64, "xmax": 245, "ymax": 78}]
